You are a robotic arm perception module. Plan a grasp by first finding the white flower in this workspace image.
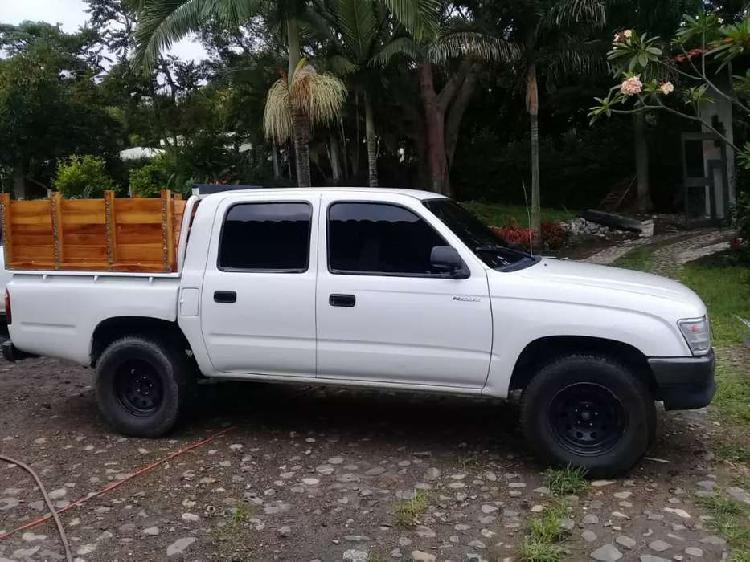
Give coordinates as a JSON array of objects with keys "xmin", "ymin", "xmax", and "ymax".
[
  {"xmin": 620, "ymin": 76, "xmax": 643, "ymax": 96},
  {"xmin": 624, "ymin": 30, "xmax": 633, "ymax": 39},
  {"xmin": 660, "ymin": 82, "xmax": 675, "ymax": 95}
]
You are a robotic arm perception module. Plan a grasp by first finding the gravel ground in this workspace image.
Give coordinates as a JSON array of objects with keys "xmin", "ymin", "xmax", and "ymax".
[{"xmin": 0, "ymin": 231, "xmax": 743, "ymax": 562}]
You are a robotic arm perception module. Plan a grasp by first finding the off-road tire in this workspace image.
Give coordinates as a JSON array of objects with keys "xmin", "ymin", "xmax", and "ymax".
[
  {"xmin": 520, "ymin": 354, "xmax": 656, "ymax": 477},
  {"xmin": 95, "ymin": 335, "xmax": 191, "ymax": 437}
]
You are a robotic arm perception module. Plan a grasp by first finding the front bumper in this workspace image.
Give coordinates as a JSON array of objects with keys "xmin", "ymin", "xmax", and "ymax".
[{"xmin": 649, "ymin": 349, "xmax": 716, "ymax": 410}]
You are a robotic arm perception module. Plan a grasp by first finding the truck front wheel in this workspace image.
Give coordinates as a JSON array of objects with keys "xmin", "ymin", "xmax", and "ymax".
[
  {"xmin": 521, "ymin": 354, "xmax": 656, "ymax": 477},
  {"xmin": 95, "ymin": 336, "xmax": 190, "ymax": 437}
]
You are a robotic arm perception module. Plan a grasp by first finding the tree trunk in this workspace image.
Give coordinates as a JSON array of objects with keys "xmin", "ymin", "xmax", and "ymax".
[
  {"xmin": 351, "ymin": 90, "xmax": 361, "ymax": 177},
  {"xmin": 329, "ymin": 132, "xmax": 342, "ymax": 185},
  {"xmin": 364, "ymin": 90, "xmax": 378, "ymax": 187},
  {"xmin": 287, "ymin": 18, "xmax": 301, "ymax": 84},
  {"xmin": 13, "ymin": 163, "xmax": 25, "ymax": 200},
  {"xmin": 445, "ymin": 64, "xmax": 480, "ymax": 171},
  {"xmin": 526, "ymin": 64, "xmax": 541, "ymax": 242},
  {"xmin": 287, "ymin": 17, "xmax": 310, "ymax": 188},
  {"xmin": 272, "ymin": 143, "xmax": 281, "ymax": 180},
  {"xmin": 293, "ymin": 109, "xmax": 312, "ymax": 187},
  {"xmin": 419, "ymin": 63, "xmax": 448, "ymax": 195},
  {"xmin": 633, "ymin": 113, "xmax": 652, "ymax": 212}
]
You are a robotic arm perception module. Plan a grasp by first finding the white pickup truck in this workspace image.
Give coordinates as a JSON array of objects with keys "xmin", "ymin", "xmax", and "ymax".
[{"xmin": 3, "ymin": 188, "xmax": 715, "ymax": 476}]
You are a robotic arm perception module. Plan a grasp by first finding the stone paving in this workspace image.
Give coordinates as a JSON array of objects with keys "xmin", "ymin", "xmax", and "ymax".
[{"xmin": 0, "ymin": 229, "xmax": 744, "ymax": 561}]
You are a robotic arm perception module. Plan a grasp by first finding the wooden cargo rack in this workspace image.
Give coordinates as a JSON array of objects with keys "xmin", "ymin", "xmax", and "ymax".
[{"xmin": 0, "ymin": 189, "xmax": 186, "ymax": 273}]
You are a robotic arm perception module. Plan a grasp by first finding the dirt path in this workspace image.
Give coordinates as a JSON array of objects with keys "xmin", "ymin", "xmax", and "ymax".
[{"xmin": 0, "ymin": 230, "xmax": 740, "ymax": 562}]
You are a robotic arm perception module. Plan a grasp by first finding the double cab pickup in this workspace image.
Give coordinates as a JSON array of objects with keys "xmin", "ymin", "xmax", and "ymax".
[{"xmin": 3, "ymin": 188, "xmax": 715, "ymax": 476}]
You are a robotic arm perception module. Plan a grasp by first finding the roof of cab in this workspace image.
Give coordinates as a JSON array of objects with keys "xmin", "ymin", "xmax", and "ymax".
[{"xmin": 197, "ymin": 186, "xmax": 446, "ymax": 201}]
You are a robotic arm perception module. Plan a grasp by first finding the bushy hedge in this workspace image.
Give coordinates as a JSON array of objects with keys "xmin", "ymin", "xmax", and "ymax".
[{"xmin": 53, "ymin": 155, "xmax": 117, "ymax": 198}]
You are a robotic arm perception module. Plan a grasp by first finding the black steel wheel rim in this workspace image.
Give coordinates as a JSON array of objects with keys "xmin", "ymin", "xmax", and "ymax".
[
  {"xmin": 114, "ymin": 359, "xmax": 163, "ymax": 416},
  {"xmin": 549, "ymin": 383, "xmax": 627, "ymax": 456}
]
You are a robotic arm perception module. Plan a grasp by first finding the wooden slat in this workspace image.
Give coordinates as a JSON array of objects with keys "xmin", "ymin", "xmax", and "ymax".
[
  {"xmin": 105, "ymin": 190, "xmax": 116, "ymax": 270},
  {"xmin": 50, "ymin": 193, "xmax": 63, "ymax": 269},
  {"xmin": 5, "ymin": 190, "xmax": 184, "ymax": 272},
  {"xmin": 163, "ymin": 189, "xmax": 175, "ymax": 272},
  {"xmin": 0, "ymin": 193, "xmax": 13, "ymax": 268}
]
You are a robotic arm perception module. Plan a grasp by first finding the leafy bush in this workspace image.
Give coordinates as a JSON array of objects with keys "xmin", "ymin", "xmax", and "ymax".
[
  {"xmin": 491, "ymin": 220, "xmax": 569, "ymax": 252},
  {"xmin": 53, "ymin": 155, "xmax": 116, "ymax": 198},
  {"xmin": 129, "ymin": 155, "xmax": 173, "ymax": 197},
  {"xmin": 731, "ymin": 192, "xmax": 750, "ymax": 263}
]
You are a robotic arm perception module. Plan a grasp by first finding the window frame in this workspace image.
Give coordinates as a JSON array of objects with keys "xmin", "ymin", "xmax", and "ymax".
[
  {"xmin": 216, "ymin": 200, "xmax": 314, "ymax": 274},
  {"xmin": 325, "ymin": 200, "xmax": 468, "ymax": 279}
]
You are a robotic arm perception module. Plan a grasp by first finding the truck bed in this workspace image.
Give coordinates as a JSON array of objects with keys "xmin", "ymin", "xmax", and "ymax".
[{"xmin": 7, "ymin": 272, "xmax": 181, "ymax": 364}]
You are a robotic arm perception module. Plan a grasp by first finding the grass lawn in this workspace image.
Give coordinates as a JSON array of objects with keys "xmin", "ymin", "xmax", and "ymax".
[
  {"xmin": 677, "ymin": 252, "xmax": 750, "ymax": 560},
  {"xmin": 462, "ymin": 201, "xmax": 576, "ymax": 227},
  {"xmin": 678, "ymin": 253, "xmax": 750, "ymax": 348}
]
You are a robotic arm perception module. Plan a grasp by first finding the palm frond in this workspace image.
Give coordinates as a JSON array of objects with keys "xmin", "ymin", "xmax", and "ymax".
[
  {"xmin": 134, "ymin": 0, "xmax": 257, "ymax": 71},
  {"xmin": 371, "ymin": 36, "xmax": 419, "ymax": 66},
  {"xmin": 379, "ymin": 0, "xmax": 439, "ymax": 41},
  {"xmin": 291, "ymin": 63, "xmax": 347, "ymax": 127},
  {"xmin": 428, "ymin": 32, "xmax": 519, "ymax": 64},
  {"xmin": 337, "ymin": 0, "xmax": 377, "ymax": 61},
  {"xmin": 544, "ymin": 38, "xmax": 607, "ymax": 86},
  {"xmin": 264, "ymin": 77, "xmax": 294, "ymax": 143},
  {"xmin": 541, "ymin": 0, "xmax": 606, "ymax": 29},
  {"xmin": 329, "ymin": 54, "xmax": 359, "ymax": 75}
]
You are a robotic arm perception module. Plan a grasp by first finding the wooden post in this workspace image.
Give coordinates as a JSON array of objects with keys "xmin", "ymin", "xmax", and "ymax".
[
  {"xmin": 104, "ymin": 190, "xmax": 117, "ymax": 270},
  {"xmin": 161, "ymin": 189, "xmax": 175, "ymax": 272},
  {"xmin": 49, "ymin": 192, "xmax": 63, "ymax": 270},
  {"xmin": 0, "ymin": 193, "xmax": 12, "ymax": 269}
]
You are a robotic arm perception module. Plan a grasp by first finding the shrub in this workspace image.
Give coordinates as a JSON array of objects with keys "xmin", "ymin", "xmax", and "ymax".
[
  {"xmin": 129, "ymin": 155, "xmax": 174, "ymax": 198},
  {"xmin": 53, "ymin": 155, "xmax": 116, "ymax": 198},
  {"xmin": 491, "ymin": 220, "xmax": 569, "ymax": 252},
  {"xmin": 731, "ymin": 192, "xmax": 750, "ymax": 263}
]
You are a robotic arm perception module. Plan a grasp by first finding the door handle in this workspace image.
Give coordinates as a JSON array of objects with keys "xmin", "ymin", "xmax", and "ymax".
[
  {"xmin": 329, "ymin": 294, "xmax": 356, "ymax": 308},
  {"xmin": 214, "ymin": 291, "xmax": 237, "ymax": 304}
]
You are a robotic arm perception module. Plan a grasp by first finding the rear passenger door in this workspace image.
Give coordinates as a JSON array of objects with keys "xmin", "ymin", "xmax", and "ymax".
[
  {"xmin": 200, "ymin": 195, "xmax": 318, "ymax": 376},
  {"xmin": 315, "ymin": 194, "xmax": 493, "ymax": 388}
]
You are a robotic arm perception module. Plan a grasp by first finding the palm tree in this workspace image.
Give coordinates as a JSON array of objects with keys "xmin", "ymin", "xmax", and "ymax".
[
  {"xmin": 133, "ymin": 0, "xmax": 438, "ymax": 187},
  {"xmin": 264, "ymin": 59, "xmax": 347, "ymax": 185},
  {"xmin": 321, "ymin": 0, "xmax": 401, "ymax": 187},
  {"xmin": 498, "ymin": 0, "xmax": 606, "ymax": 237}
]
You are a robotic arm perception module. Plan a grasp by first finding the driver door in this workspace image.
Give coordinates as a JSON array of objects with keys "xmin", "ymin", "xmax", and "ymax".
[{"xmin": 315, "ymin": 194, "xmax": 493, "ymax": 388}]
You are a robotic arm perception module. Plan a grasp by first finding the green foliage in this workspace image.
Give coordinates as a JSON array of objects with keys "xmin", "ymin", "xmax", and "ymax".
[
  {"xmin": 129, "ymin": 155, "xmax": 172, "ymax": 197},
  {"xmin": 462, "ymin": 202, "xmax": 574, "ymax": 227},
  {"xmin": 613, "ymin": 244, "xmax": 659, "ymax": 271},
  {"xmin": 712, "ymin": 361, "xmax": 750, "ymax": 426},
  {"xmin": 519, "ymin": 501, "xmax": 570, "ymax": 562},
  {"xmin": 0, "ymin": 22, "xmax": 122, "ymax": 196},
  {"xmin": 697, "ymin": 491, "xmax": 750, "ymax": 560},
  {"xmin": 392, "ymin": 490, "xmax": 429, "ymax": 528},
  {"xmin": 543, "ymin": 466, "xmax": 588, "ymax": 496},
  {"xmin": 678, "ymin": 258, "xmax": 750, "ymax": 347},
  {"xmin": 53, "ymin": 155, "xmax": 116, "ymax": 198}
]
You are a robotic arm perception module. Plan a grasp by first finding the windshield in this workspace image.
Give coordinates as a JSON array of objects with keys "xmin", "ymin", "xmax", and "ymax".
[{"xmin": 423, "ymin": 199, "xmax": 539, "ymax": 271}]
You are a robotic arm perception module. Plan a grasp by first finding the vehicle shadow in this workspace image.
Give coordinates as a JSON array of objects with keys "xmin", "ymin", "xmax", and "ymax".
[{"xmin": 189, "ymin": 381, "xmax": 530, "ymax": 459}]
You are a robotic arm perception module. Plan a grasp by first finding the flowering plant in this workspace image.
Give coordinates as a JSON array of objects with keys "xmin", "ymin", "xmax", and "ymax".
[
  {"xmin": 491, "ymin": 220, "xmax": 568, "ymax": 252},
  {"xmin": 590, "ymin": 14, "xmax": 747, "ymax": 162}
]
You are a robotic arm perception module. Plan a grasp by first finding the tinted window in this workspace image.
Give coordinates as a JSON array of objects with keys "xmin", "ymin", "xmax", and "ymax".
[
  {"xmin": 219, "ymin": 202, "xmax": 312, "ymax": 271},
  {"xmin": 328, "ymin": 202, "xmax": 447, "ymax": 275},
  {"xmin": 424, "ymin": 199, "xmax": 537, "ymax": 270}
]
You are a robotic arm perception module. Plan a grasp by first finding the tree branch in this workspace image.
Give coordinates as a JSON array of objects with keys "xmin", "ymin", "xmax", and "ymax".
[
  {"xmin": 610, "ymin": 102, "xmax": 740, "ymax": 151},
  {"xmin": 437, "ymin": 59, "xmax": 472, "ymax": 113}
]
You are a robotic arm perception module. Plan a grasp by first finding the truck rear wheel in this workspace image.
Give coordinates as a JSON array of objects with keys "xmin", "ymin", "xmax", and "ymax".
[
  {"xmin": 520, "ymin": 354, "xmax": 655, "ymax": 477},
  {"xmin": 95, "ymin": 336, "xmax": 190, "ymax": 437}
]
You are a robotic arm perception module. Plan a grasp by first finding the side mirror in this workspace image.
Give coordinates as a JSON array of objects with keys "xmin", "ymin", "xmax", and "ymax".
[{"xmin": 430, "ymin": 246, "xmax": 469, "ymax": 278}]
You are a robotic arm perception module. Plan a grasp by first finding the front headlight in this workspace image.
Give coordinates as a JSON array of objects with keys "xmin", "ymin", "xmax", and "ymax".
[{"xmin": 678, "ymin": 316, "xmax": 711, "ymax": 356}]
